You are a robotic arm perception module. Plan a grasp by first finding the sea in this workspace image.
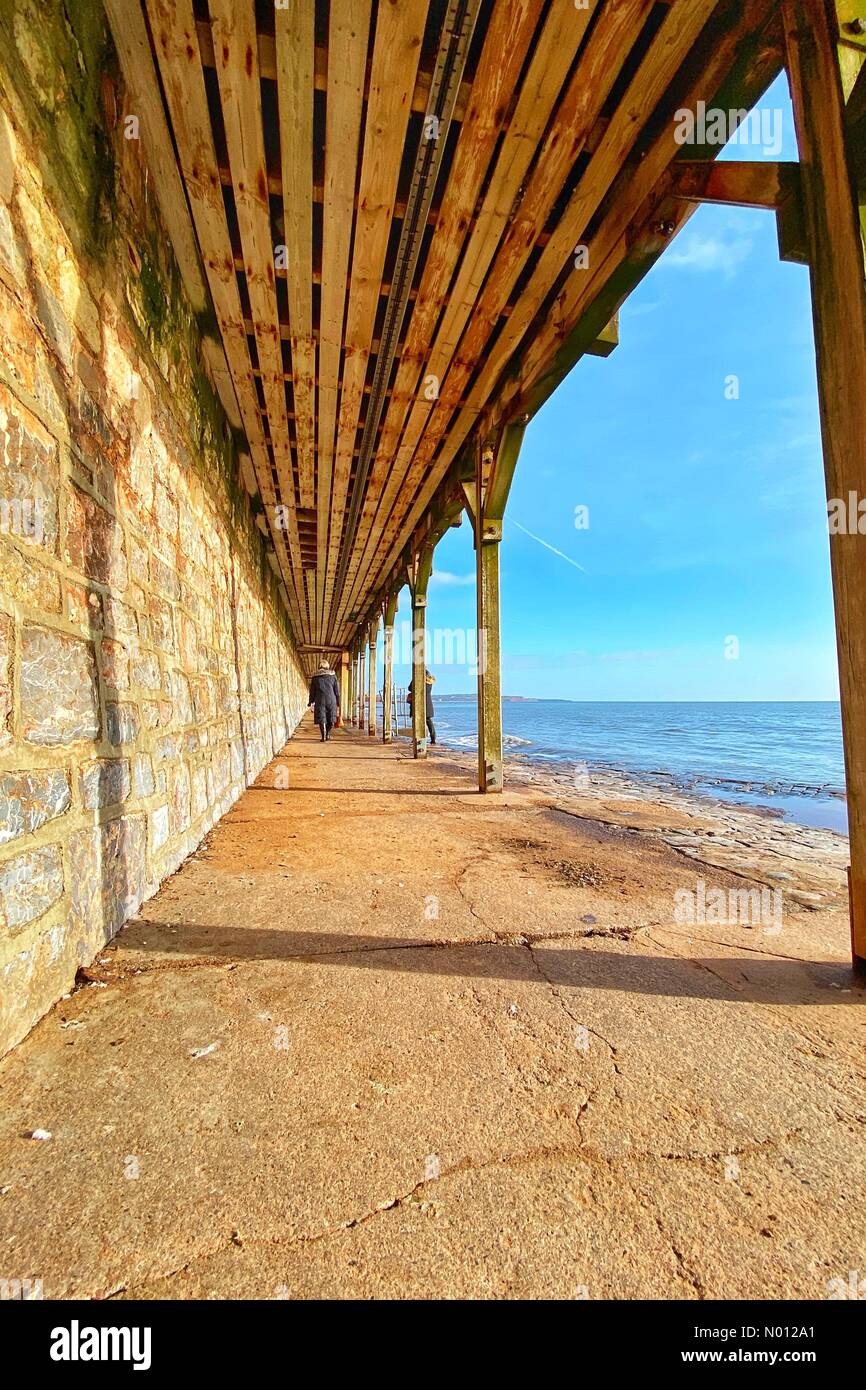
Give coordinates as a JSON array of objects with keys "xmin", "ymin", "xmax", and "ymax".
[{"xmin": 412, "ymin": 698, "xmax": 847, "ymax": 835}]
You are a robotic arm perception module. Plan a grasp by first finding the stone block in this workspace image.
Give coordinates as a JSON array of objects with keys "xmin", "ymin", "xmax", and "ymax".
[
  {"xmin": 148, "ymin": 595, "xmax": 174, "ymax": 654},
  {"xmin": 68, "ymin": 815, "xmax": 146, "ymax": 957},
  {"xmin": 66, "ymin": 582, "xmax": 103, "ymax": 629},
  {"xmin": 0, "ymin": 541, "xmax": 62, "ymax": 613},
  {"xmin": 149, "ymin": 803, "xmax": 169, "ymax": 852},
  {"xmin": 79, "ymin": 758, "xmax": 131, "ymax": 810},
  {"xmin": 65, "ymin": 484, "xmax": 128, "ymax": 590},
  {"xmin": 0, "ymin": 610, "xmax": 11, "ymax": 748},
  {"xmin": 99, "ymin": 637, "xmax": 129, "ymax": 689},
  {"xmin": 130, "ymin": 652, "xmax": 161, "ymax": 690},
  {"xmin": 105, "ymin": 701, "xmax": 140, "ymax": 746},
  {"xmin": 170, "ymin": 669, "xmax": 192, "ymax": 725},
  {"xmin": 0, "ymin": 843, "xmax": 64, "ymax": 936},
  {"xmin": 170, "ymin": 763, "xmax": 190, "ymax": 835},
  {"xmin": 132, "ymin": 753, "xmax": 155, "ymax": 798},
  {"xmin": 21, "ymin": 624, "xmax": 100, "ymax": 745},
  {"xmin": 0, "ymin": 768, "xmax": 70, "ymax": 845}
]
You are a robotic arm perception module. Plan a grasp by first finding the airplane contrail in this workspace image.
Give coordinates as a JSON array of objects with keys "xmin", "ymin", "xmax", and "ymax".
[{"xmin": 510, "ymin": 518, "xmax": 586, "ymax": 572}]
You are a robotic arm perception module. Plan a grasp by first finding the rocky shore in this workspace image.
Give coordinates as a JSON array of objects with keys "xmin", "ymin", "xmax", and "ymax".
[{"xmin": 442, "ymin": 746, "xmax": 850, "ymax": 918}]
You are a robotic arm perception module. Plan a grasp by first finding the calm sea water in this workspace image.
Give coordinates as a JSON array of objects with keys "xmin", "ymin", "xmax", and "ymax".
[{"xmin": 418, "ymin": 699, "xmax": 847, "ymax": 834}]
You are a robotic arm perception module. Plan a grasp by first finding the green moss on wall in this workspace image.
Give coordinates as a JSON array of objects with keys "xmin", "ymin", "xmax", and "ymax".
[{"xmin": 0, "ymin": 0, "xmax": 114, "ymax": 252}]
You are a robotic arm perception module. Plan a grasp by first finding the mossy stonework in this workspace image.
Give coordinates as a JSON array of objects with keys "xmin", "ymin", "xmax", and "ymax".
[{"xmin": 0, "ymin": 0, "xmax": 308, "ymax": 1054}]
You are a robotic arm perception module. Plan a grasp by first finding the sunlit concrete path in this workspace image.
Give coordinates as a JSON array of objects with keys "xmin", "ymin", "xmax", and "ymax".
[{"xmin": 1, "ymin": 717, "xmax": 865, "ymax": 1300}]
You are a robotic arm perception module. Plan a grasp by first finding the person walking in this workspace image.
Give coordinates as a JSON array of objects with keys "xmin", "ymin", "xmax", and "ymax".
[
  {"xmin": 408, "ymin": 667, "xmax": 437, "ymax": 745},
  {"xmin": 308, "ymin": 659, "xmax": 340, "ymax": 742}
]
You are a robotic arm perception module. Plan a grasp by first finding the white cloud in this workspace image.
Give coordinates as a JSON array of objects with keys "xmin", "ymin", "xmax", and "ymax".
[
  {"xmin": 430, "ymin": 570, "xmax": 475, "ymax": 587},
  {"xmin": 663, "ymin": 228, "xmax": 754, "ymax": 277}
]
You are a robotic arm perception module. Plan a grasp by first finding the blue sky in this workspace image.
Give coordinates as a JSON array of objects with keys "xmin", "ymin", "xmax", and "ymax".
[{"xmin": 391, "ymin": 75, "xmax": 840, "ymax": 702}]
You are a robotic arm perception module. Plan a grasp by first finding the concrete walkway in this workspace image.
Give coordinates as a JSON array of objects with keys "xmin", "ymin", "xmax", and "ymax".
[{"xmin": 1, "ymin": 716, "xmax": 865, "ymax": 1299}]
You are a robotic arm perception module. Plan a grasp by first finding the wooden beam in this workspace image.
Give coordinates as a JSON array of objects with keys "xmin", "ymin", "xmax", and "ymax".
[
  {"xmin": 329, "ymin": 0, "xmax": 550, "ymax": 637},
  {"xmin": 584, "ymin": 314, "xmax": 620, "ymax": 358},
  {"xmin": 484, "ymin": 420, "xmax": 527, "ymax": 525},
  {"xmin": 342, "ymin": 0, "xmax": 783, "ymax": 628},
  {"xmin": 316, "ymin": 0, "xmax": 372, "ymax": 643},
  {"xmin": 194, "ymin": 17, "xmax": 473, "ymax": 125},
  {"xmin": 322, "ymin": 0, "xmax": 428, "ymax": 642},
  {"xmin": 783, "ymin": 0, "xmax": 866, "ymax": 969},
  {"xmin": 338, "ymin": 0, "xmax": 726, "ymax": 630},
  {"xmin": 143, "ymin": 0, "xmax": 307, "ymax": 638},
  {"xmin": 669, "ymin": 159, "xmax": 801, "ymax": 209},
  {"xmin": 275, "ymin": 0, "xmax": 316, "ymax": 511}
]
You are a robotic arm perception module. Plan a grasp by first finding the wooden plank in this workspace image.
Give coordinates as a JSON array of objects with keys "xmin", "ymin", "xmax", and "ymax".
[
  {"xmin": 335, "ymin": 0, "xmax": 657, "ymax": 633},
  {"xmin": 322, "ymin": 0, "xmax": 428, "ymax": 641},
  {"xmin": 328, "ymin": 0, "xmax": 546, "ymax": 639},
  {"xmin": 144, "ymin": 0, "xmax": 307, "ymax": 638},
  {"xmin": 209, "ymin": 0, "xmax": 307, "ymax": 635},
  {"xmin": 195, "ymin": 17, "xmax": 473, "ymax": 124},
  {"xmin": 275, "ymin": 0, "xmax": 316, "ymax": 510},
  {"xmin": 783, "ymin": 0, "xmax": 866, "ymax": 967},
  {"xmin": 316, "ymin": 0, "xmax": 372, "ymax": 643},
  {"xmin": 209, "ymin": 0, "xmax": 294, "ymax": 500},
  {"xmin": 344, "ymin": 0, "xmax": 780, "ymax": 628},
  {"xmin": 339, "ymin": 0, "xmax": 721, "ymax": 631}
]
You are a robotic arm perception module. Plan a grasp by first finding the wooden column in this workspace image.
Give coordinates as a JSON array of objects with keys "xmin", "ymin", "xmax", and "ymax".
[
  {"xmin": 475, "ymin": 518, "xmax": 503, "ymax": 792},
  {"xmin": 382, "ymin": 593, "xmax": 398, "ymax": 742},
  {"xmin": 409, "ymin": 543, "xmax": 434, "ymax": 759},
  {"xmin": 473, "ymin": 421, "xmax": 526, "ymax": 793},
  {"xmin": 784, "ymin": 0, "xmax": 866, "ymax": 969},
  {"xmin": 339, "ymin": 651, "xmax": 349, "ymax": 726},
  {"xmin": 411, "ymin": 595, "xmax": 427, "ymax": 757},
  {"xmin": 357, "ymin": 642, "xmax": 367, "ymax": 732},
  {"xmin": 368, "ymin": 619, "xmax": 378, "ymax": 738},
  {"xmin": 348, "ymin": 649, "xmax": 357, "ymax": 726}
]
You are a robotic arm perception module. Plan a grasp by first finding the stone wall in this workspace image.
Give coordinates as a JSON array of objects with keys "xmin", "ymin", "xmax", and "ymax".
[{"xmin": 0, "ymin": 0, "xmax": 309, "ymax": 1055}]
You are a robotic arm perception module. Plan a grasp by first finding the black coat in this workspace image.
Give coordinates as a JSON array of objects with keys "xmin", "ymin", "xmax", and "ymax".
[
  {"xmin": 308, "ymin": 672, "xmax": 339, "ymax": 726},
  {"xmin": 408, "ymin": 677, "xmax": 435, "ymax": 719}
]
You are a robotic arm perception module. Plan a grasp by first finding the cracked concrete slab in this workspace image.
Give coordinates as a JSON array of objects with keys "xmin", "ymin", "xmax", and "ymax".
[{"xmin": 0, "ymin": 718, "xmax": 864, "ymax": 1299}]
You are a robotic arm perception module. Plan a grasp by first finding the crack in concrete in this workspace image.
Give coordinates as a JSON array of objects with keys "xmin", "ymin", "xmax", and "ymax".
[
  {"xmin": 93, "ymin": 922, "xmax": 647, "ymax": 986},
  {"xmin": 654, "ymin": 1215, "xmax": 706, "ymax": 1299},
  {"xmin": 105, "ymin": 1126, "xmax": 818, "ymax": 1299}
]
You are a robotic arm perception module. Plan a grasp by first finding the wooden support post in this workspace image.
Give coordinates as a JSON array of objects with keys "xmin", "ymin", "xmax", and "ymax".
[
  {"xmin": 408, "ymin": 543, "xmax": 434, "ymax": 760},
  {"xmin": 349, "ymin": 649, "xmax": 357, "ymax": 726},
  {"xmin": 411, "ymin": 594, "xmax": 427, "ymax": 758},
  {"xmin": 339, "ymin": 651, "xmax": 349, "ymax": 726},
  {"xmin": 368, "ymin": 620, "xmax": 378, "ymax": 738},
  {"xmin": 358, "ymin": 643, "xmax": 367, "ymax": 733},
  {"xmin": 784, "ymin": 0, "xmax": 866, "ymax": 970},
  {"xmin": 382, "ymin": 593, "xmax": 398, "ymax": 742},
  {"xmin": 473, "ymin": 421, "xmax": 526, "ymax": 793},
  {"xmin": 476, "ymin": 520, "xmax": 503, "ymax": 793}
]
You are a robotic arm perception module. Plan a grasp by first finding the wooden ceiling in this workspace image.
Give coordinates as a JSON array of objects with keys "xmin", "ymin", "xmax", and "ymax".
[{"xmin": 136, "ymin": 0, "xmax": 783, "ymax": 661}]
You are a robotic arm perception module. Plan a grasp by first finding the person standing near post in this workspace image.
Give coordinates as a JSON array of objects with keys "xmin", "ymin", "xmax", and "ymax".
[
  {"xmin": 408, "ymin": 667, "xmax": 437, "ymax": 745},
  {"xmin": 309, "ymin": 660, "xmax": 340, "ymax": 742}
]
